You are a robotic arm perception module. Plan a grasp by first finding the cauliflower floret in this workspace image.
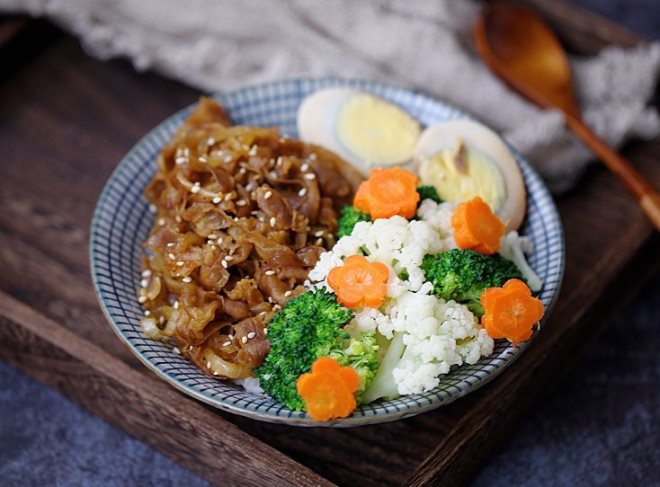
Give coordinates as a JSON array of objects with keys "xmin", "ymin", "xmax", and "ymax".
[
  {"xmin": 381, "ymin": 283, "xmax": 437, "ymax": 338},
  {"xmin": 307, "ymin": 251, "xmax": 342, "ymax": 285},
  {"xmin": 402, "ymin": 333, "xmax": 462, "ymax": 365},
  {"xmin": 499, "ymin": 230, "xmax": 543, "ymax": 291},
  {"xmin": 387, "ymin": 299, "xmax": 484, "ymax": 395},
  {"xmin": 436, "ymin": 299, "xmax": 480, "ymax": 340},
  {"xmin": 364, "ymin": 296, "xmax": 493, "ymax": 400},
  {"xmin": 392, "ymin": 360, "xmax": 447, "ymax": 395},
  {"xmin": 353, "ymin": 307, "xmax": 387, "ymax": 334},
  {"xmin": 456, "ymin": 329, "xmax": 495, "ymax": 365},
  {"xmin": 361, "ymin": 217, "xmax": 410, "ymax": 262},
  {"xmin": 417, "ymin": 200, "xmax": 454, "ymax": 234},
  {"xmin": 306, "ymin": 215, "xmax": 445, "ymax": 295},
  {"xmin": 306, "ymin": 228, "xmax": 366, "ymax": 285},
  {"xmin": 417, "ymin": 199, "xmax": 457, "ymax": 250}
]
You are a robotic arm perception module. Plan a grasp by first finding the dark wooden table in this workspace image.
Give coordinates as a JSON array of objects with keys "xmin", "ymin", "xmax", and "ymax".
[{"xmin": 0, "ymin": 1, "xmax": 658, "ymax": 485}]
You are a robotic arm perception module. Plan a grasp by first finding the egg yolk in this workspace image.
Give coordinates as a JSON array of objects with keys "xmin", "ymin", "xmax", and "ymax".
[
  {"xmin": 335, "ymin": 94, "xmax": 420, "ymax": 167},
  {"xmin": 419, "ymin": 145, "xmax": 507, "ymax": 212}
]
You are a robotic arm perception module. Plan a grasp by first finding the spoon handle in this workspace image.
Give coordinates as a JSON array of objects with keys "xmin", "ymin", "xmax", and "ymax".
[{"xmin": 566, "ymin": 115, "xmax": 660, "ymax": 231}]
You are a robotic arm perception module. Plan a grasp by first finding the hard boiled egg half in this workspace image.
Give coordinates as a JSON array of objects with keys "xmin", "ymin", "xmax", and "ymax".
[
  {"xmin": 297, "ymin": 88, "xmax": 421, "ymax": 174},
  {"xmin": 413, "ymin": 120, "xmax": 526, "ymax": 230}
]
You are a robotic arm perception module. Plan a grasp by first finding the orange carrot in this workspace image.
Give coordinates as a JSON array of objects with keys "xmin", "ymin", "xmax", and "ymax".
[
  {"xmin": 480, "ymin": 278, "xmax": 544, "ymax": 345},
  {"xmin": 451, "ymin": 197, "xmax": 505, "ymax": 255},
  {"xmin": 296, "ymin": 357, "xmax": 359, "ymax": 421},
  {"xmin": 353, "ymin": 167, "xmax": 420, "ymax": 219},
  {"xmin": 327, "ymin": 255, "xmax": 389, "ymax": 309}
]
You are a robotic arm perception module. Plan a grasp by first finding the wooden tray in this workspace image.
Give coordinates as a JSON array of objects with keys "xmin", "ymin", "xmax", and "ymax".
[{"xmin": 1, "ymin": 2, "xmax": 658, "ymax": 485}]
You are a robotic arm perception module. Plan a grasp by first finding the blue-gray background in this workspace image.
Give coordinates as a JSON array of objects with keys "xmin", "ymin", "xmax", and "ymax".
[{"xmin": 1, "ymin": 1, "xmax": 659, "ymax": 485}]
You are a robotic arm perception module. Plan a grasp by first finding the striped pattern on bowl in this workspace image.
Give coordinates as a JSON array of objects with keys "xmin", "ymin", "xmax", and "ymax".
[{"xmin": 90, "ymin": 78, "xmax": 564, "ymax": 427}]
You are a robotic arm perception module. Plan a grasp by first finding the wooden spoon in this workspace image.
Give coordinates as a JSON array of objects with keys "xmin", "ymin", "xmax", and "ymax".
[{"xmin": 474, "ymin": 0, "xmax": 660, "ymax": 230}]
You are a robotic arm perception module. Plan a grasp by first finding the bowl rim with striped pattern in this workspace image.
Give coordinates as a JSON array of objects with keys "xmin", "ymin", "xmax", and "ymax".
[{"xmin": 90, "ymin": 78, "xmax": 564, "ymax": 427}]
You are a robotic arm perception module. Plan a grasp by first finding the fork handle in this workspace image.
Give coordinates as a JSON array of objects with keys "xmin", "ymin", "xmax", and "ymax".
[{"xmin": 566, "ymin": 115, "xmax": 660, "ymax": 231}]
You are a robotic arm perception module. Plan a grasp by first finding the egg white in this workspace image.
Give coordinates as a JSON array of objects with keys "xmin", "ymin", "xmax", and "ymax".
[
  {"xmin": 413, "ymin": 120, "xmax": 527, "ymax": 231},
  {"xmin": 297, "ymin": 88, "xmax": 365, "ymax": 171},
  {"xmin": 297, "ymin": 88, "xmax": 420, "ymax": 174}
]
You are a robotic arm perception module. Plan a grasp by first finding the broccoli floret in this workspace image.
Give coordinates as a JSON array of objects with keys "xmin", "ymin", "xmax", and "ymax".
[
  {"xmin": 337, "ymin": 205, "xmax": 371, "ymax": 239},
  {"xmin": 254, "ymin": 289, "xmax": 353, "ymax": 410},
  {"xmin": 417, "ymin": 185, "xmax": 443, "ymax": 204},
  {"xmin": 329, "ymin": 329, "xmax": 379, "ymax": 402},
  {"xmin": 421, "ymin": 249, "xmax": 524, "ymax": 316}
]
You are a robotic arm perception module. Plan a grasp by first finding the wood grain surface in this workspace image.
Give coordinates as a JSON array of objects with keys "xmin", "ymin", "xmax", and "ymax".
[
  {"xmin": 0, "ymin": 1, "xmax": 658, "ymax": 486},
  {"xmin": 0, "ymin": 291, "xmax": 332, "ymax": 487}
]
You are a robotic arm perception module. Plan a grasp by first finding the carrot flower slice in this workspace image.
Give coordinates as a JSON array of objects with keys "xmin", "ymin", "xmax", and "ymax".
[
  {"xmin": 451, "ymin": 196, "xmax": 506, "ymax": 255},
  {"xmin": 353, "ymin": 167, "xmax": 420, "ymax": 219},
  {"xmin": 480, "ymin": 279, "xmax": 544, "ymax": 345},
  {"xmin": 327, "ymin": 255, "xmax": 389, "ymax": 309},
  {"xmin": 296, "ymin": 357, "xmax": 359, "ymax": 421}
]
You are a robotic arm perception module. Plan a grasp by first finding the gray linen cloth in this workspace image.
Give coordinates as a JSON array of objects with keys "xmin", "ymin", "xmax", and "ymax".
[{"xmin": 4, "ymin": 0, "xmax": 659, "ymax": 191}]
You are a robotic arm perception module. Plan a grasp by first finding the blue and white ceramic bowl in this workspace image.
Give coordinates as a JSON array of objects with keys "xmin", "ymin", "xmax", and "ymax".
[{"xmin": 90, "ymin": 78, "xmax": 564, "ymax": 427}]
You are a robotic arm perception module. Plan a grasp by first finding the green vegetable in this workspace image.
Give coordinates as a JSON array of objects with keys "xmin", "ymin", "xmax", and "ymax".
[
  {"xmin": 254, "ymin": 289, "xmax": 352, "ymax": 410},
  {"xmin": 254, "ymin": 289, "xmax": 379, "ymax": 410},
  {"xmin": 361, "ymin": 332, "xmax": 405, "ymax": 404},
  {"xmin": 337, "ymin": 205, "xmax": 371, "ymax": 239},
  {"xmin": 329, "ymin": 329, "xmax": 380, "ymax": 402},
  {"xmin": 420, "ymin": 249, "xmax": 524, "ymax": 316},
  {"xmin": 417, "ymin": 185, "xmax": 443, "ymax": 204}
]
